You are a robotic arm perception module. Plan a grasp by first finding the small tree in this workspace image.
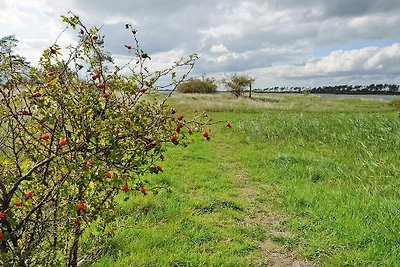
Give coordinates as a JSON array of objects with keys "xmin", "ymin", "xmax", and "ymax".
[
  {"xmin": 177, "ymin": 76, "xmax": 217, "ymax": 94},
  {"xmin": 222, "ymin": 74, "xmax": 255, "ymax": 97}
]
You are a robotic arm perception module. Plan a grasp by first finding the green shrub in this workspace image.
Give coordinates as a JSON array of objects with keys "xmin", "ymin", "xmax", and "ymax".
[
  {"xmin": 0, "ymin": 14, "xmax": 208, "ymax": 267},
  {"xmin": 177, "ymin": 77, "xmax": 217, "ymax": 94}
]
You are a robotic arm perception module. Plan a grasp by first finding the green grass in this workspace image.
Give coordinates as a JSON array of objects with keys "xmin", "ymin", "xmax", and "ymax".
[
  {"xmin": 90, "ymin": 93, "xmax": 400, "ymax": 266},
  {"xmin": 90, "ymin": 134, "xmax": 269, "ymax": 266},
  {"xmin": 232, "ymin": 111, "xmax": 400, "ymax": 265}
]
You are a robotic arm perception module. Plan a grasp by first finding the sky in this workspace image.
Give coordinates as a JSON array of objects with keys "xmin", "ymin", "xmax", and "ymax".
[{"xmin": 1, "ymin": 0, "xmax": 400, "ymax": 88}]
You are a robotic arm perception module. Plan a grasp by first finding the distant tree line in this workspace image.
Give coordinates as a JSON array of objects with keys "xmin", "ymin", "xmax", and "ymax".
[
  {"xmin": 177, "ymin": 75, "xmax": 400, "ymax": 96},
  {"xmin": 256, "ymin": 84, "xmax": 400, "ymax": 94}
]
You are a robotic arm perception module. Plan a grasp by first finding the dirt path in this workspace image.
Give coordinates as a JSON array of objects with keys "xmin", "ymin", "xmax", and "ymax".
[
  {"xmin": 215, "ymin": 140, "xmax": 311, "ymax": 266},
  {"xmin": 237, "ymin": 174, "xmax": 311, "ymax": 267}
]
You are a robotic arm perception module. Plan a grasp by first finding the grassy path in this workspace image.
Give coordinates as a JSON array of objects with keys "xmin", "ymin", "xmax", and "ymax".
[
  {"xmin": 213, "ymin": 128, "xmax": 311, "ymax": 266},
  {"xmin": 91, "ymin": 117, "xmax": 311, "ymax": 266}
]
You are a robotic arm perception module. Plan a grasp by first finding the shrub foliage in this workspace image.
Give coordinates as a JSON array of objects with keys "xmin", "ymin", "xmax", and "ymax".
[
  {"xmin": 177, "ymin": 77, "xmax": 217, "ymax": 94},
  {"xmin": 0, "ymin": 14, "xmax": 207, "ymax": 266}
]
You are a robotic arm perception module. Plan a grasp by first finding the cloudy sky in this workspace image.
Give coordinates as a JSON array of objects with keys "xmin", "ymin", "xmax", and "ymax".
[{"xmin": 1, "ymin": 0, "xmax": 400, "ymax": 88}]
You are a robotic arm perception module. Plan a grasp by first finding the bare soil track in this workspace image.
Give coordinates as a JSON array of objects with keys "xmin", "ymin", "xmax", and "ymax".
[{"xmin": 236, "ymin": 174, "xmax": 311, "ymax": 267}]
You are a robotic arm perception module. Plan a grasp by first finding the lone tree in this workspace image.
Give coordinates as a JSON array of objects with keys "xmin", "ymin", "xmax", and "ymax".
[
  {"xmin": 177, "ymin": 76, "xmax": 217, "ymax": 94},
  {"xmin": 222, "ymin": 74, "xmax": 255, "ymax": 97}
]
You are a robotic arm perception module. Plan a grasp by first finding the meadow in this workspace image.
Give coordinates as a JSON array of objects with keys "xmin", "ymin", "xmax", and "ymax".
[{"xmin": 89, "ymin": 93, "xmax": 400, "ymax": 266}]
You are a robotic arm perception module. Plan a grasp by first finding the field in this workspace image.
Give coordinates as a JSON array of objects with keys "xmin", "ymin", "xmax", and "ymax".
[{"xmin": 89, "ymin": 93, "xmax": 400, "ymax": 266}]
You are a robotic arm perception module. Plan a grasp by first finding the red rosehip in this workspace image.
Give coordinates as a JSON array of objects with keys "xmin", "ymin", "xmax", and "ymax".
[
  {"xmin": 177, "ymin": 115, "xmax": 184, "ymax": 121},
  {"xmin": 202, "ymin": 130, "xmax": 210, "ymax": 140},
  {"xmin": 59, "ymin": 139, "xmax": 67, "ymax": 146},
  {"xmin": 15, "ymin": 201, "xmax": 22, "ymax": 207},
  {"xmin": 226, "ymin": 121, "xmax": 232, "ymax": 128},
  {"xmin": 0, "ymin": 211, "xmax": 4, "ymax": 219},
  {"xmin": 40, "ymin": 134, "xmax": 50, "ymax": 140},
  {"xmin": 140, "ymin": 88, "xmax": 146, "ymax": 93},
  {"xmin": 32, "ymin": 92, "xmax": 41, "ymax": 98},
  {"xmin": 47, "ymin": 71, "xmax": 55, "ymax": 76},
  {"xmin": 22, "ymin": 111, "xmax": 31, "ymax": 116},
  {"xmin": 170, "ymin": 135, "xmax": 178, "ymax": 145},
  {"xmin": 188, "ymin": 128, "xmax": 193, "ymax": 135},
  {"xmin": 77, "ymin": 201, "xmax": 85, "ymax": 212},
  {"xmin": 25, "ymin": 192, "xmax": 32, "ymax": 199},
  {"xmin": 105, "ymin": 171, "xmax": 112, "ymax": 178},
  {"xmin": 125, "ymin": 44, "xmax": 132, "ymax": 50},
  {"xmin": 141, "ymin": 187, "xmax": 147, "ymax": 195},
  {"xmin": 80, "ymin": 29, "xmax": 84, "ymax": 35},
  {"xmin": 50, "ymin": 47, "xmax": 57, "ymax": 54},
  {"xmin": 75, "ymin": 218, "xmax": 81, "ymax": 225},
  {"xmin": 92, "ymin": 35, "xmax": 98, "ymax": 41},
  {"xmin": 103, "ymin": 93, "xmax": 110, "ymax": 99},
  {"xmin": 176, "ymin": 127, "xmax": 181, "ymax": 133},
  {"xmin": 0, "ymin": 230, "xmax": 2, "ymax": 240},
  {"xmin": 92, "ymin": 72, "xmax": 101, "ymax": 80},
  {"xmin": 97, "ymin": 83, "xmax": 105, "ymax": 89},
  {"xmin": 86, "ymin": 161, "xmax": 93, "ymax": 167},
  {"xmin": 123, "ymin": 183, "xmax": 129, "ymax": 192},
  {"xmin": 39, "ymin": 117, "xmax": 45, "ymax": 125},
  {"xmin": 156, "ymin": 165, "xmax": 163, "ymax": 172},
  {"xmin": 160, "ymin": 154, "xmax": 165, "ymax": 161}
]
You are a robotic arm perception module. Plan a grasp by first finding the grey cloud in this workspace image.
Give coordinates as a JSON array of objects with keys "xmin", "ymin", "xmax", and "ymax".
[
  {"xmin": 324, "ymin": 0, "xmax": 400, "ymax": 17},
  {"xmin": 267, "ymin": 0, "xmax": 400, "ymax": 17}
]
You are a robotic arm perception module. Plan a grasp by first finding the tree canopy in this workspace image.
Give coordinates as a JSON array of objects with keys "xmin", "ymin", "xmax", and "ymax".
[
  {"xmin": 221, "ymin": 74, "xmax": 255, "ymax": 97},
  {"xmin": 177, "ymin": 77, "xmax": 217, "ymax": 94}
]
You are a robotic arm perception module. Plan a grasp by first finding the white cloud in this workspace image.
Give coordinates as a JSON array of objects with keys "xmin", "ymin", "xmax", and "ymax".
[
  {"xmin": 348, "ymin": 13, "xmax": 400, "ymax": 38},
  {"xmin": 363, "ymin": 44, "xmax": 400, "ymax": 70},
  {"xmin": 251, "ymin": 43, "xmax": 400, "ymax": 87},
  {"xmin": 148, "ymin": 49, "xmax": 187, "ymax": 70},
  {"xmin": 304, "ymin": 44, "xmax": 400, "ymax": 75},
  {"xmin": 200, "ymin": 24, "xmax": 241, "ymax": 39},
  {"xmin": 0, "ymin": 1, "xmax": 22, "ymax": 26},
  {"xmin": 209, "ymin": 44, "xmax": 229, "ymax": 53},
  {"xmin": 102, "ymin": 15, "xmax": 139, "ymax": 26}
]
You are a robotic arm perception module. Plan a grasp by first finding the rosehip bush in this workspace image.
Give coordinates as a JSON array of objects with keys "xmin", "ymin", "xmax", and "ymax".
[{"xmin": 0, "ymin": 14, "xmax": 207, "ymax": 266}]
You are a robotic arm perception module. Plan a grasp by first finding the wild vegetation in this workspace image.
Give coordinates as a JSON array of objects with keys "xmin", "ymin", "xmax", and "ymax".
[
  {"xmin": 177, "ymin": 77, "xmax": 217, "ymax": 94},
  {"xmin": 88, "ymin": 93, "xmax": 400, "ymax": 266},
  {"xmin": 0, "ymin": 14, "xmax": 209, "ymax": 267}
]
